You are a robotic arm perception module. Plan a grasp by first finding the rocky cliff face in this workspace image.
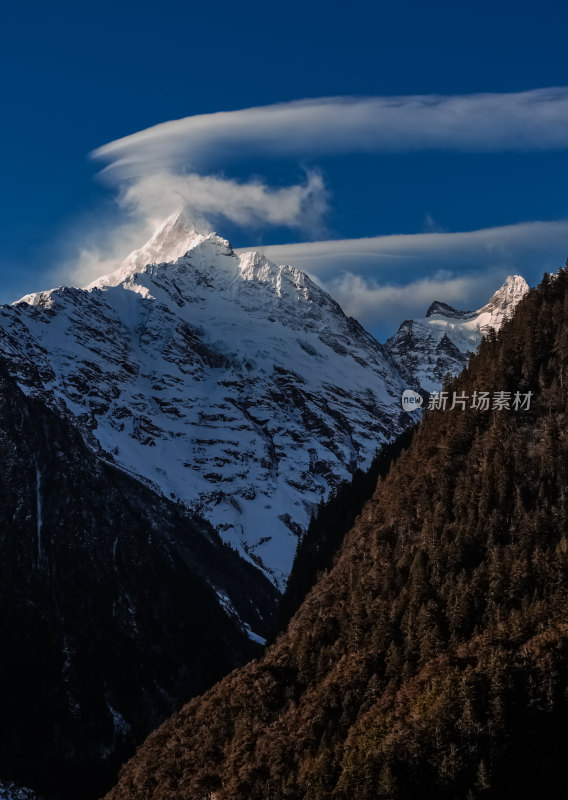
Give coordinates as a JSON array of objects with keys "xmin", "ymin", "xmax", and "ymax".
[
  {"xmin": 0, "ymin": 357, "xmax": 277, "ymax": 800},
  {"xmin": 385, "ymin": 275, "xmax": 529, "ymax": 393},
  {"xmin": 5, "ymin": 211, "xmax": 411, "ymax": 588}
]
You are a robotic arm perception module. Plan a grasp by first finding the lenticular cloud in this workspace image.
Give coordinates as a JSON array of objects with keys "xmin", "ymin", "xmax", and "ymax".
[{"xmin": 93, "ymin": 88, "xmax": 568, "ymax": 179}]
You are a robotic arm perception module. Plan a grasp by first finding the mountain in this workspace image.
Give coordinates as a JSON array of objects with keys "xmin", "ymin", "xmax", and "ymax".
[
  {"xmin": 385, "ymin": 275, "xmax": 529, "ymax": 392},
  {"xmin": 5, "ymin": 211, "xmax": 411, "ymax": 589},
  {"xmin": 104, "ymin": 269, "xmax": 568, "ymax": 800},
  {"xmin": 0, "ymin": 356, "xmax": 277, "ymax": 800}
]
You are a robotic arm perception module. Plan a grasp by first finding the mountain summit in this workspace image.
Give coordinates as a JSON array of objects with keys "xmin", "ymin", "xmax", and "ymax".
[
  {"xmin": 472, "ymin": 273, "xmax": 529, "ymax": 331},
  {"xmin": 87, "ymin": 210, "xmax": 214, "ymax": 290},
  {"xmin": 2, "ymin": 217, "xmax": 410, "ymax": 588},
  {"xmin": 386, "ymin": 275, "xmax": 529, "ymax": 392}
]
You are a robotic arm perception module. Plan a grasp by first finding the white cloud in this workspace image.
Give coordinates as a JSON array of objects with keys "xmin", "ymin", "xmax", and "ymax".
[
  {"xmin": 250, "ymin": 219, "xmax": 568, "ymax": 279},
  {"xmin": 120, "ymin": 169, "xmax": 328, "ymax": 234},
  {"xmin": 54, "ymin": 88, "xmax": 568, "ymax": 315},
  {"xmin": 319, "ymin": 271, "xmax": 495, "ymax": 332},
  {"xmin": 84, "ymin": 88, "xmax": 568, "ymax": 277},
  {"xmin": 57, "ymin": 219, "xmax": 154, "ymax": 289},
  {"xmin": 93, "ymin": 88, "xmax": 568, "ymax": 179},
  {"xmin": 241, "ymin": 219, "xmax": 568, "ymax": 334}
]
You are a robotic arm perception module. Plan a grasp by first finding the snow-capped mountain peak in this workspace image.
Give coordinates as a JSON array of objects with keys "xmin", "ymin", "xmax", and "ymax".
[
  {"xmin": 1, "ymin": 218, "xmax": 411, "ymax": 588},
  {"xmin": 86, "ymin": 210, "xmax": 233, "ymax": 290},
  {"xmin": 424, "ymin": 274, "xmax": 529, "ymax": 331},
  {"xmin": 473, "ymin": 274, "xmax": 529, "ymax": 332},
  {"xmin": 386, "ymin": 274, "xmax": 529, "ymax": 393}
]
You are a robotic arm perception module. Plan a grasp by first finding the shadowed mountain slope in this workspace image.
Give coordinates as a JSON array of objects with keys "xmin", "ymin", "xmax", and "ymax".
[{"xmin": 0, "ymin": 358, "xmax": 277, "ymax": 800}]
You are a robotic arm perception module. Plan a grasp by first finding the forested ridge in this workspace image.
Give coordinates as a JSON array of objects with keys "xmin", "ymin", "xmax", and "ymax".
[
  {"xmin": 106, "ymin": 269, "xmax": 568, "ymax": 800},
  {"xmin": 278, "ymin": 428, "xmax": 415, "ymax": 633}
]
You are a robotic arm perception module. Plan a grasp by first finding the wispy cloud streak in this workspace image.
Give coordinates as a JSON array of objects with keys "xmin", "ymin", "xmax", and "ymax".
[
  {"xmin": 87, "ymin": 88, "xmax": 568, "ymax": 265},
  {"xmin": 94, "ymin": 88, "xmax": 568, "ymax": 179},
  {"xmin": 243, "ymin": 220, "xmax": 568, "ymax": 334}
]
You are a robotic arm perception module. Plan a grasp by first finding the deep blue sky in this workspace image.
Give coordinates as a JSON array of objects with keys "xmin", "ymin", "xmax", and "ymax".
[{"xmin": 2, "ymin": 0, "xmax": 568, "ymax": 315}]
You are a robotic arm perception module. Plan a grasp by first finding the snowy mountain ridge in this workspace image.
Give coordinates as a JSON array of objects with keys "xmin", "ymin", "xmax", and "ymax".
[
  {"xmin": 386, "ymin": 274, "xmax": 529, "ymax": 393},
  {"xmin": 2, "ymin": 212, "xmax": 411, "ymax": 589}
]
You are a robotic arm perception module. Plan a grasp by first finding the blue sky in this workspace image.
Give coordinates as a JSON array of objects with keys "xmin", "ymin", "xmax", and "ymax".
[{"xmin": 3, "ymin": 0, "xmax": 568, "ymax": 337}]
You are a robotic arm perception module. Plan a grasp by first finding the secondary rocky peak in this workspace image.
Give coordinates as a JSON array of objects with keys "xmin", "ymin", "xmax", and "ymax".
[
  {"xmin": 236, "ymin": 250, "xmax": 319, "ymax": 304},
  {"xmin": 386, "ymin": 274, "xmax": 530, "ymax": 393},
  {"xmin": 474, "ymin": 274, "xmax": 529, "ymax": 334},
  {"xmin": 424, "ymin": 276, "xmax": 528, "ymax": 325},
  {"xmin": 480, "ymin": 274, "xmax": 529, "ymax": 314},
  {"xmin": 425, "ymin": 300, "xmax": 472, "ymax": 319}
]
